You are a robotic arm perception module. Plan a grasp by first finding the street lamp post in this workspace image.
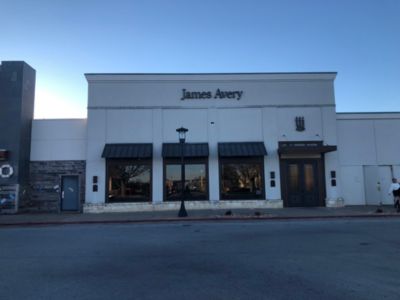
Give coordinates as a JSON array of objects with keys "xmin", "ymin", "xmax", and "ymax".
[{"xmin": 176, "ymin": 126, "xmax": 188, "ymax": 217}]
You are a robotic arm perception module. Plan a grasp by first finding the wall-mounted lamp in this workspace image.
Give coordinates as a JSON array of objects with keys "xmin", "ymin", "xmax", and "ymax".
[
  {"xmin": 295, "ymin": 116, "xmax": 305, "ymax": 131},
  {"xmin": 93, "ymin": 176, "xmax": 98, "ymax": 192},
  {"xmin": 330, "ymin": 170, "xmax": 336, "ymax": 186},
  {"xmin": 270, "ymin": 171, "xmax": 276, "ymax": 187}
]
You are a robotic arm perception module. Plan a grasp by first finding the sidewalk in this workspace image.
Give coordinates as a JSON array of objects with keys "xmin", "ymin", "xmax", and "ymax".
[{"xmin": 1, "ymin": 205, "xmax": 399, "ymax": 227}]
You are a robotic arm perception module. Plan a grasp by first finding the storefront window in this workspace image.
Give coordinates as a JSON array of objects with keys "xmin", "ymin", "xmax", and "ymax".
[
  {"xmin": 107, "ymin": 160, "xmax": 151, "ymax": 202},
  {"xmin": 165, "ymin": 161, "xmax": 208, "ymax": 201},
  {"xmin": 220, "ymin": 158, "xmax": 264, "ymax": 200}
]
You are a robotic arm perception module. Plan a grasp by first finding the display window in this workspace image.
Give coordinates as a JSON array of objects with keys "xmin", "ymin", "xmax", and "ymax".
[
  {"xmin": 164, "ymin": 158, "xmax": 208, "ymax": 201},
  {"xmin": 219, "ymin": 157, "xmax": 265, "ymax": 200},
  {"xmin": 106, "ymin": 159, "xmax": 151, "ymax": 202}
]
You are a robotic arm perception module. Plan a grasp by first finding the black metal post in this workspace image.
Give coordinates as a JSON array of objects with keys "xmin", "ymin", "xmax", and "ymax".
[{"xmin": 178, "ymin": 138, "xmax": 188, "ymax": 217}]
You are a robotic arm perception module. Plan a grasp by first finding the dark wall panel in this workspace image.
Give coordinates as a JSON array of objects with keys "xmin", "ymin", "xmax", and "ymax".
[{"xmin": 0, "ymin": 61, "xmax": 35, "ymax": 190}]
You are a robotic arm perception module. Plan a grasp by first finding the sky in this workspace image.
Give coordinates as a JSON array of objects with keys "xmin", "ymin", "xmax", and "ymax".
[{"xmin": 1, "ymin": 0, "xmax": 399, "ymax": 119}]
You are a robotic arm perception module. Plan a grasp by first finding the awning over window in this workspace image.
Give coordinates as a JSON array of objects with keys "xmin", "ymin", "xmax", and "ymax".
[
  {"xmin": 218, "ymin": 142, "xmax": 267, "ymax": 157},
  {"xmin": 278, "ymin": 141, "xmax": 337, "ymax": 155},
  {"xmin": 162, "ymin": 143, "xmax": 209, "ymax": 158},
  {"xmin": 102, "ymin": 143, "xmax": 153, "ymax": 158}
]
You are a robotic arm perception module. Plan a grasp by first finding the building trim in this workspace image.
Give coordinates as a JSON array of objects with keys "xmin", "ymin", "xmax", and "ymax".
[
  {"xmin": 337, "ymin": 112, "xmax": 400, "ymax": 120},
  {"xmin": 88, "ymin": 104, "xmax": 336, "ymax": 110},
  {"xmin": 85, "ymin": 72, "xmax": 337, "ymax": 82}
]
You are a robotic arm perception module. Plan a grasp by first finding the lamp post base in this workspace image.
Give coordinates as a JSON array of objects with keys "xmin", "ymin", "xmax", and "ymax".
[{"xmin": 178, "ymin": 200, "xmax": 188, "ymax": 217}]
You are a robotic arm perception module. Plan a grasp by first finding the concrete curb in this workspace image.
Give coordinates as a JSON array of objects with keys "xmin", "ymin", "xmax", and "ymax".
[{"xmin": 1, "ymin": 213, "xmax": 399, "ymax": 227}]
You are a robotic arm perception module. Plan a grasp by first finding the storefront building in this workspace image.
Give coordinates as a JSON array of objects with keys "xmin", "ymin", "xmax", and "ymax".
[
  {"xmin": 82, "ymin": 72, "xmax": 341, "ymax": 212},
  {"xmin": 1, "ymin": 61, "xmax": 400, "ymax": 213}
]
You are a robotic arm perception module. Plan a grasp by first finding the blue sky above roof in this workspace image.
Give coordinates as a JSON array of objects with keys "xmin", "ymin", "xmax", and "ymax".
[{"xmin": 1, "ymin": 0, "xmax": 399, "ymax": 118}]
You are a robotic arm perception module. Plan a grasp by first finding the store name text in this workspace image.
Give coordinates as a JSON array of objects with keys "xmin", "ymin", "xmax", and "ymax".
[{"xmin": 181, "ymin": 89, "xmax": 243, "ymax": 101}]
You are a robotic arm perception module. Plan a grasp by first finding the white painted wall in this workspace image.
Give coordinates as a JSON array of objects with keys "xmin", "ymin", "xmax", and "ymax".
[
  {"xmin": 106, "ymin": 110, "xmax": 153, "ymax": 143},
  {"xmin": 337, "ymin": 113, "xmax": 400, "ymax": 205},
  {"xmin": 217, "ymin": 108, "xmax": 263, "ymax": 142},
  {"xmin": 152, "ymin": 109, "xmax": 163, "ymax": 203},
  {"xmin": 337, "ymin": 120, "xmax": 377, "ymax": 165},
  {"xmin": 340, "ymin": 166, "xmax": 365, "ymax": 205},
  {"xmin": 162, "ymin": 109, "xmax": 209, "ymax": 142},
  {"xmin": 374, "ymin": 120, "xmax": 400, "ymax": 164},
  {"xmin": 321, "ymin": 107, "xmax": 341, "ymax": 203},
  {"xmin": 262, "ymin": 108, "xmax": 281, "ymax": 200},
  {"xmin": 84, "ymin": 73, "xmax": 339, "ymax": 206},
  {"xmin": 207, "ymin": 108, "xmax": 219, "ymax": 201},
  {"xmin": 86, "ymin": 73, "xmax": 336, "ymax": 108},
  {"xmin": 30, "ymin": 119, "xmax": 87, "ymax": 161},
  {"xmin": 31, "ymin": 78, "xmax": 400, "ymax": 209},
  {"xmin": 85, "ymin": 110, "xmax": 107, "ymax": 204},
  {"xmin": 277, "ymin": 107, "xmax": 323, "ymax": 141}
]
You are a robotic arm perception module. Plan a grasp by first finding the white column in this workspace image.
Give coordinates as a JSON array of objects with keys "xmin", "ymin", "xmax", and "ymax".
[
  {"xmin": 322, "ymin": 107, "xmax": 343, "ymax": 206},
  {"xmin": 208, "ymin": 108, "xmax": 219, "ymax": 202},
  {"xmin": 262, "ymin": 107, "xmax": 281, "ymax": 201},
  {"xmin": 152, "ymin": 109, "xmax": 163, "ymax": 204},
  {"xmin": 85, "ymin": 109, "xmax": 107, "ymax": 204}
]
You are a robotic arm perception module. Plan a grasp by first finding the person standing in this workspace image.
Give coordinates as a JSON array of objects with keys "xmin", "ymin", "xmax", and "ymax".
[{"xmin": 388, "ymin": 178, "xmax": 400, "ymax": 212}]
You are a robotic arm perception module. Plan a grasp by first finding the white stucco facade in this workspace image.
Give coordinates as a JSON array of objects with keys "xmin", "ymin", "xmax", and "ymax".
[
  {"xmin": 29, "ymin": 73, "xmax": 400, "ymax": 212},
  {"xmin": 337, "ymin": 113, "xmax": 400, "ymax": 206},
  {"xmin": 31, "ymin": 119, "xmax": 87, "ymax": 161},
  {"xmin": 81, "ymin": 73, "xmax": 340, "ymax": 212}
]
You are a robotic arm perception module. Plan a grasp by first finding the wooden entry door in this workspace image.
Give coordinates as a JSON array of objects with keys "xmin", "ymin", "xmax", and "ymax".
[{"xmin": 282, "ymin": 160, "xmax": 322, "ymax": 207}]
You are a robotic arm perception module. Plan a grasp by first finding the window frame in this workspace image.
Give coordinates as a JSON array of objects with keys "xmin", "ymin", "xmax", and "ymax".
[
  {"xmin": 105, "ymin": 158, "xmax": 152, "ymax": 203},
  {"xmin": 219, "ymin": 156, "xmax": 266, "ymax": 200},
  {"xmin": 163, "ymin": 157, "xmax": 209, "ymax": 201}
]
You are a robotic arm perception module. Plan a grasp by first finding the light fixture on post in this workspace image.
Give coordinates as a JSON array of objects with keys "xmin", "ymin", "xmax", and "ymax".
[{"xmin": 176, "ymin": 126, "xmax": 188, "ymax": 217}]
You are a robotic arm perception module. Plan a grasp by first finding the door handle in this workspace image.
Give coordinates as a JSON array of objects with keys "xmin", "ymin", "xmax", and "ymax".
[{"xmin": 61, "ymin": 191, "xmax": 65, "ymax": 199}]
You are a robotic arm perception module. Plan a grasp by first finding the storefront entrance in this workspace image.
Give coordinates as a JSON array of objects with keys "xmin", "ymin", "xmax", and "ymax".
[
  {"xmin": 279, "ymin": 141, "xmax": 336, "ymax": 207},
  {"xmin": 280, "ymin": 159, "xmax": 322, "ymax": 207}
]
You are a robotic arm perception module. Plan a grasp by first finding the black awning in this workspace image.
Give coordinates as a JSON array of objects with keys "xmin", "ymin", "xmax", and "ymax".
[
  {"xmin": 278, "ymin": 141, "xmax": 337, "ymax": 155},
  {"xmin": 218, "ymin": 142, "xmax": 267, "ymax": 157},
  {"xmin": 162, "ymin": 143, "xmax": 209, "ymax": 158},
  {"xmin": 102, "ymin": 143, "xmax": 153, "ymax": 158}
]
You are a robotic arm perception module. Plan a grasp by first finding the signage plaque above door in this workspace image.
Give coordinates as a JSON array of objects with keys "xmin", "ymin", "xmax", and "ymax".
[{"xmin": 180, "ymin": 89, "xmax": 243, "ymax": 101}]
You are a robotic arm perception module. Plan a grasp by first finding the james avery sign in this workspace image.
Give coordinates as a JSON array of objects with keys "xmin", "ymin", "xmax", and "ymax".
[{"xmin": 181, "ymin": 88, "xmax": 243, "ymax": 101}]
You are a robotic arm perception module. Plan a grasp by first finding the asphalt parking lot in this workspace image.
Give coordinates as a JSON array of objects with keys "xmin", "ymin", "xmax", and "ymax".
[{"xmin": 1, "ymin": 218, "xmax": 400, "ymax": 300}]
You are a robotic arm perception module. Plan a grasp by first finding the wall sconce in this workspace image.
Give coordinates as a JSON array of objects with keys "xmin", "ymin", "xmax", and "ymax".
[
  {"xmin": 330, "ymin": 170, "xmax": 336, "ymax": 186},
  {"xmin": 295, "ymin": 116, "xmax": 305, "ymax": 132},
  {"xmin": 270, "ymin": 171, "xmax": 276, "ymax": 187},
  {"xmin": 93, "ymin": 176, "xmax": 98, "ymax": 192}
]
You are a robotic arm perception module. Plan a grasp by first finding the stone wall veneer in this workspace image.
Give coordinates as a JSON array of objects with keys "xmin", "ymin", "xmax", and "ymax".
[{"xmin": 27, "ymin": 161, "xmax": 86, "ymax": 212}]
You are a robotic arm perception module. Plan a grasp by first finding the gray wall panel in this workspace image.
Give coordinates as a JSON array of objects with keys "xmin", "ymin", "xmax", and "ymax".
[{"xmin": 0, "ymin": 61, "xmax": 35, "ymax": 199}]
